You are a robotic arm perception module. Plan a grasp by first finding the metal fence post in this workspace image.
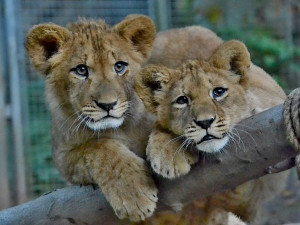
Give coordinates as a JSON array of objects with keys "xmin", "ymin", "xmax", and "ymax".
[
  {"xmin": 147, "ymin": 0, "xmax": 156, "ymax": 23},
  {"xmin": 4, "ymin": 0, "xmax": 27, "ymax": 204},
  {"xmin": 0, "ymin": 1, "xmax": 11, "ymax": 208},
  {"xmin": 154, "ymin": 0, "xmax": 171, "ymax": 31},
  {"xmin": 0, "ymin": 60, "xmax": 10, "ymax": 210}
]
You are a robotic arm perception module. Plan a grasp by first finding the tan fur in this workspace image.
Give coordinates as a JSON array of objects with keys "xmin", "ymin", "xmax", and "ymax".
[
  {"xmin": 136, "ymin": 40, "xmax": 255, "ymax": 176},
  {"xmin": 149, "ymin": 26, "xmax": 286, "ymax": 110},
  {"xmin": 149, "ymin": 26, "xmax": 223, "ymax": 67},
  {"xmin": 26, "ymin": 15, "xmax": 158, "ymax": 222},
  {"xmin": 135, "ymin": 40, "xmax": 288, "ymax": 224}
]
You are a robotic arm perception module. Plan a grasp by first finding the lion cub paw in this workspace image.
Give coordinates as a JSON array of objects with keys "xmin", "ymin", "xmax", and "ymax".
[
  {"xmin": 106, "ymin": 161, "xmax": 158, "ymax": 222},
  {"xmin": 147, "ymin": 144, "xmax": 197, "ymax": 179}
]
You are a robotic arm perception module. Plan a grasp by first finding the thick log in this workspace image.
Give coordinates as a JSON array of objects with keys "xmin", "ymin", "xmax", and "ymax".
[{"xmin": 0, "ymin": 104, "xmax": 297, "ymax": 225}]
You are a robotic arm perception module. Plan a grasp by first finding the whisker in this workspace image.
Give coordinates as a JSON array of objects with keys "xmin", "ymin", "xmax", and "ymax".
[
  {"xmin": 66, "ymin": 112, "xmax": 84, "ymax": 134},
  {"xmin": 229, "ymin": 129, "xmax": 241, "ymax": 143},
  {"xmin": 227, "ymin": 132, "xmax": 239, "ymax": 153},
  {"xmin": 73, "ymin": 116, "xmax": 86, "ymax": 137},
  {"xmin": 231, "ymin": 127, "xmax": 257, "ymax": 148},
  {"xmin": 231, "ymin": 123, "xmax": 256, "ymax": 130},
  {"xmin": 162, "ymin": 135, "xmax": 185, "ymax": 150},
  {"xmin": 53, "ymin": 102, "xmax": 68, "ymax": 111},
  {"xmin": 183, "ymin": 139, "xmax": 193, "ymax": 153},
  {"xmin": 58, "ymin": 110, "xmax": 81, "ymax": 131},
  {"xmin": 229, "ymin": 129, "xmax": 246, "ymax": 152},
  {"xmin": 173, "ymin": 139, "xmax": 189, "ymax": 159}
]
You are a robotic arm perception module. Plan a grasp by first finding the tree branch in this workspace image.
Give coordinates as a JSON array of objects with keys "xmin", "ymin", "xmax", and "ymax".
[{"xmin": 0, "ymin": 104, "xmax": 297, "ymax": 225}]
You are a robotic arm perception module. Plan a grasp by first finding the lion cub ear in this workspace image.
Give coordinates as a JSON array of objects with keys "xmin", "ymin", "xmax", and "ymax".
[
  {"xmin": 26, "ymin": 23, "xmax": 71, "ymax": 75},
  {"xmin": 134, "ymin": 65, "xmax": 171, "ymax": 114},
  {"xmin": 209, "ymin": 40, "xmax": 251, "ymax": 82},
  {"xmin": 114, "ymin": 15, "xmax": 156, "ymax": 60}
]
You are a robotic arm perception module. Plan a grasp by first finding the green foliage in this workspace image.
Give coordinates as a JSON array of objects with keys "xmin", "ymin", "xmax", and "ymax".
[
  {"xmin": 206, "ymin": 7, "xmax": 222, "ymax": 25},
  {"xmin": 217, "ymin": 28, "xmax": 300, "ymax": 89},
  {"xmin": 27, "ymin": 80, "xmax": 65, "ymax": 195},
  {"xmin": 171, "ymin": 0, "xmax": 300, "ymax": 90}
]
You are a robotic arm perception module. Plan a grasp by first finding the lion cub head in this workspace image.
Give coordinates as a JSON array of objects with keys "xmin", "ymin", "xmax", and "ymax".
[
  {"xmin": 26, "ymin": 15, "xmax": 155, "ymax": 131},
  {"xmin": 135, "ymin": 41, "xmax": 252, "ymax": 153}
]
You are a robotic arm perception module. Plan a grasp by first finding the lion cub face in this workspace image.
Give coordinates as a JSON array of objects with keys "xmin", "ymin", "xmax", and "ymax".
[
  {"xmin": 135, "ymin": 41, "xmax": 252, "ymax": 153},
  {"xmin": 60, "ymin": 31, "xmax": 138, "ymax": 130},
  {"xmin": 26, "ymin": 16, "xmax": 155, "ymax": 131}
]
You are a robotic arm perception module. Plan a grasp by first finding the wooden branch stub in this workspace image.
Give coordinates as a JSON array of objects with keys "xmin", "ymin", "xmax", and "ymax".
[{"xmin": 0, "ymin": 104, "xmax": 297, "ymax": 225}]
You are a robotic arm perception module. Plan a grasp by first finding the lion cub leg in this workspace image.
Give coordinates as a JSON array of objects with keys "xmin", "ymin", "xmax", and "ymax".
[
  {"xmin": 147, "ymin": 126, "xmax": 198, "ymax": 179},
  {"xmin": 86, "ymin": 139, "xmax": 158, "ymax": 222}
]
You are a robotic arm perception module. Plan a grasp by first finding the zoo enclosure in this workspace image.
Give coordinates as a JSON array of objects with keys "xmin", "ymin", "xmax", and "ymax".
[{"xmin": 0, "ymin": 0, "xmax": 300, "ymax": 210}]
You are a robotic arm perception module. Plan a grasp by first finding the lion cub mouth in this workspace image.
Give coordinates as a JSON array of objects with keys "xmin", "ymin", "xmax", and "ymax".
[
  {"xmin": 194, "ymin": 134, "xmax": 229, "ymax": 153},
  {"xmin": 197, "ymin": 134, "xmax": 219, "ymax": 144},
  {"xmin": 81, "ymin": 115, "xmax": 124, "ymax": 131}
]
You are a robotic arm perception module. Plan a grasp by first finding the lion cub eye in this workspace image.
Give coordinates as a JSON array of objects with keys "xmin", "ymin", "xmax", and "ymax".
[
  {"xmin": 71, "ymin": 64, "xmax": 89, "ymax": 78},
  {"xmin": 114, "ymin": 61, "xmax": 128, "ymax": 76},
  {"xmin": 173, "ymin": 96, "xmax": 189, "ymax": 108},
  {"xmin": 176, "ymin": 96, "xmax": 189, "ymax": 104},
  {"xmin": 212, "ymin": 87, "xmax": 228, "ymax": 99}
]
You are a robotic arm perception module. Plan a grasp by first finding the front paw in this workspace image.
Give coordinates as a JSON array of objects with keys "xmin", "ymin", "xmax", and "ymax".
[
  {"xmin": 105, "ymin": 161, "xmax": 158, "ymax": 222},
  {"xmin": 147, "ymin": 144, "xmax": 196, "ymax": 179}
]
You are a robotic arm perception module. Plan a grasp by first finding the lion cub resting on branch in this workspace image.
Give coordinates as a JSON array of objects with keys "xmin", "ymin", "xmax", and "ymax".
[
  {"xmin": 26, "ymin": 15, "xmax": 158, "ymax": 222},
  {"xmin": 135, "ymin": 40, "xmax": 289, "ymax": 223}
]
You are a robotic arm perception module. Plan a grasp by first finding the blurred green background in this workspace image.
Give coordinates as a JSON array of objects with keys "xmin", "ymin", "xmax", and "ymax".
[{"xmin": 172, "ymin": 0, "xmax": 300, "ymax": 91}]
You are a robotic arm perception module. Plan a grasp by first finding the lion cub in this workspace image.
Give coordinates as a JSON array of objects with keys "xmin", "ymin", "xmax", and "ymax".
[
  {"xmin": 26, "ymin": 15, "xmax": 157, "ymax": 221},
  {"xmin": 135, "ymin": 40, "xmax": 254, "ymax": 178},
  {"xmin": 135, "ymin": 40, "xmax": 287, "ymax": 222}
]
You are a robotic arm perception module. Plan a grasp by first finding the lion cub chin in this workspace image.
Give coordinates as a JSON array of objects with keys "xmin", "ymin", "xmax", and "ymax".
[
  {"xmin": 135, "ymin": 40, "xmax": 253, "ymax": 179},
  {"xmin": 26, "ymin": 15, "xmax": 158, "ymax": 222}
]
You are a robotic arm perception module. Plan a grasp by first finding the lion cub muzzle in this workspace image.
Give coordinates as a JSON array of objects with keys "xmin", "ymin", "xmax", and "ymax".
[
  {"xmin": 94, "ymin": 101, "xmax": 117, "ymax": 112},
  {"xmin": 185, "ymin": 116, "xmax": 229, "ymax": 154},
  {"xmin": 82, "ymin": 98, "xmax": 128, "ymax": 131},
  {"xmin": 194, "ymin": 117, "xmax": 214, "ymax": 130},
  {"xmin": 182, "ymin": 105, "xmax": 229, "ymax": 153}
]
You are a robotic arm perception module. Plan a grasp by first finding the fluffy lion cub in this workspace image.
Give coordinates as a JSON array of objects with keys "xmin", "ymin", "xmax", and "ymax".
[
  {"xmin": 136, "ymin": 40, "xmax": 285, "ymax": 177},
  {"xmin": 26, "ymin": 15, "xmax": 157, "ymax": 221},
  {"xmin": 135, "ymin": 40, "xmax": 287, "ymax": 222}
]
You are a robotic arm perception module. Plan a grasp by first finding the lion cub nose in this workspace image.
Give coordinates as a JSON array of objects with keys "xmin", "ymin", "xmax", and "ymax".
[
  {"xmin": 94, "ymin": 101, "xmax": 117, "ymax": 112},
  {"xmin": 194, "ymin": 118, "xmax": 214, "ymax": 129}
]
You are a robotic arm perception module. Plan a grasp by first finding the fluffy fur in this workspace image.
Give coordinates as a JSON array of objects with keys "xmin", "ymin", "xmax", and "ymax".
[
  {"xmin": 26, "ymin": 15, "xmax": 158, "ymax": 222},
  {"xmin": 135, "ymin": 40, "xmax": 289, "ymax": 224},
  {"xmin": 136, "ymin": 40, "xmax": 257, "ymax": 176}
]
